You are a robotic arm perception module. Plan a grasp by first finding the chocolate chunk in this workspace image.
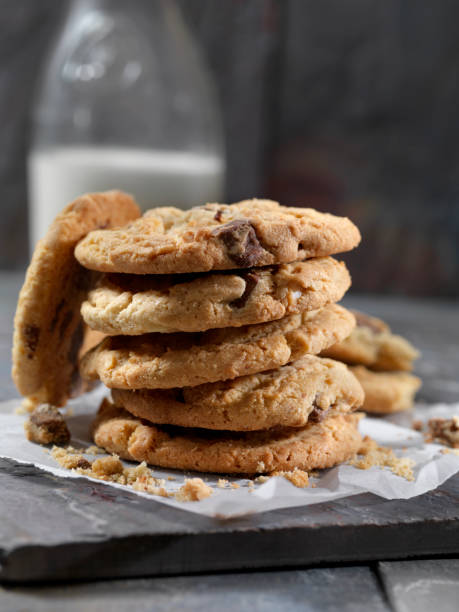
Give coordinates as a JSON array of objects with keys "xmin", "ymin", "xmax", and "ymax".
[
  {"xmin": 25, "ymin": 404, "xmax": 71, "ymax": 445},
  {"xmin": 212, "ymin": 219, "xmax": 265, "ymax": 267},
  {"xmin": 74, "ymin": 457, "xmax": 92, "ymax": 469},
  {"xmin": 353, "ymin": 310, "xmax": 387, "ymax": 334},
  {"xmin": 23, "ymin": 325, "xmax": 40, "ymax": 358},
  {"xmin": 426, "ymin": 417, "xmax": 459, "ymax": 448},
  {"xmin": 308, "ymin": 397, "xmax": 330, "ymax": 423},
  {"xmin": 308, "ymin": 406, "xmax": 323, "ymax": 423},
  {"xmin": 214, "ymin": 209, "xmax": 224, "ymax": 222},
  {"xmin": 230, "ymin": 271, "xmax": 260, "ymax": 308}
]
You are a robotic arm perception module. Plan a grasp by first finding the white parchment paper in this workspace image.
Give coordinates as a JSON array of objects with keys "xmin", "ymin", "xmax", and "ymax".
[{"xmin": 0, "ymin": 389, "xmax": 458, "ymax": 518}]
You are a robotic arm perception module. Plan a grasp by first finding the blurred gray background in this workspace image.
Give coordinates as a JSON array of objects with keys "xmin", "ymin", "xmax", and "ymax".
[{"xmin": 1, "ymin": 0, "xmax": 459, "ymax": 296}]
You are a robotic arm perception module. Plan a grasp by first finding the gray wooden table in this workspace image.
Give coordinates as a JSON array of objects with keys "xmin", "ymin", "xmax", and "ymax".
[{"xmin": 0, "ymin": 271, "xmax": 458, "ymax": 611}]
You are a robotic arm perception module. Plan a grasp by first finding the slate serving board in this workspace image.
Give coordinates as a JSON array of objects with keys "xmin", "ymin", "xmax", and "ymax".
[
  {"xmin": 0, "ymin": 458, "xmax": 457, "ymax": 583},
  {"xmin": 1, "ymin": 278, "xmax": 458, "ymax": 583}
]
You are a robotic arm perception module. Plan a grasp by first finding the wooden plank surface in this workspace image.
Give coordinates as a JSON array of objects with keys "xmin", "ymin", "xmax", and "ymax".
[
  {"xmin": 0, "ymin": 567, "xmax": 390, "ymax": 612},
  {"xmin": 379, "ymin": 559, "xmax": 459, "ymax": 612}
]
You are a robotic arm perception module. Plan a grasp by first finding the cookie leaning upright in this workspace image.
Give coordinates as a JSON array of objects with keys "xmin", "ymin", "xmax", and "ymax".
[
  {"xmin": 12, "ymin": 191, "xmax": 140, "ymax": 407},
  {"xmin": 74, "ymin": 199, "xmax": 361, "ymax": 274}
]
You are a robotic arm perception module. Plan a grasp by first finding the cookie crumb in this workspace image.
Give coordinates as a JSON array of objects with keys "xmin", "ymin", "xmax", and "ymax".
[
  {"xmin": 131, "ymin": 478, "xmax": 170, "ymax": 497},
  {"xmin": 25, "ymin": 404, "xmax": 70, "ymax": 445},
  {"xmin": 255, "ymin": 461, "xmax": 266, "ymax": 473},
  {"xmin": 51, "ymin": 447, "xmax": 91, "ymax": 470},
  {"xmin": 85, "ymin": 445, "xmax": 104, "ymax": 455},
  {"xmin": 64, "ymin": 445, "xmax": 82, "ymax": 454},
  {"xmin": 412, "ymin": 419, "xmax": 423, "ymax": 431},
  {"xmin": 20, "ymin": 396, "xmax": 39, "ymax": 414},
  {"xmin": 51, "ymin": 449, "xmax": 172, "ymax": 495},
  {"xmin": 167, "ymin": 475, "xmax": 176, "ymax": 481},
  {"xmin": 217, "ymin": 478, "xmax": 228, "ymax": 488},
  {"xmin": 92, "ymin": 456, "xmax": 124, "ymax": 476},
  {"xmin": 349, "ymin": 436, "xmax": 415, "ymax": 481},
  {"xmin": 175, "ymin": 478, "xmax": 213, "ymax": 502},
  {"xmin": 271, "ymin": 468, "xmax": 309, "ymax": 488},
  {"xmin": 254, "ymin": 475, "xmax": 270, "ymax": 484},
  {"xmin": 440, "ymin": 448, "xmax": 459, "ymax": 456},
  {"xmin": 425, "ymin": 417, "xmax": 459, "ymax": 448},
  {"xmin": 230, "ymin": 482, "xmax": 240, "ymax": 489}
]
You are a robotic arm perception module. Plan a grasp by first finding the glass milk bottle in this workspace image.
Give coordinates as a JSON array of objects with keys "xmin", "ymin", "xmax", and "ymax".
[{"xmin": 28, "ymin": 0, "xmax": 225, "ymax": 248}]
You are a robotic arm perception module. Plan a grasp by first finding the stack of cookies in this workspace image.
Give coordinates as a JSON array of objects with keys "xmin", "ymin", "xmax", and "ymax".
[
  {"xmin": 75, "ymin": 198, "xmax": 365, "ymax": 475},
  {"xmin": 13, "ymin": 192, "xmax": 365, "ymax": 476},
  {"xmin": 322, "ymin": 311, "xmax": 421, "ymax": 414}
]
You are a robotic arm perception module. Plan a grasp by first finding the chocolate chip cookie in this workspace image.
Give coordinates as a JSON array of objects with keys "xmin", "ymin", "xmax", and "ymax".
[
  {"xmin": 12, "ymin": 191, "xmax": 140, "ymax": 407},
  {"xmin": 107, "ymin": 354, "xmax": 364, "ymax": 431},
  {"xmin": 322, "ymin": 310, "xmax": 420, "ymax": 371},
  {"xmin": 81, "ymin": 257, "xmax": 351, "ymax": 334},
  {"xmin": 80, "ymin": 305, "xmax": 355, "ymax": 389},
  {"xmin": 75, "ymin": 199, "xmax": 361, "ymax": 274},
  {"xmin": 92, "ymin": 399, "xmax": 363, "ymax": 474},
  {"xmin": 350, "ymin": 366, "xmax": 421, "ymax": 414}
]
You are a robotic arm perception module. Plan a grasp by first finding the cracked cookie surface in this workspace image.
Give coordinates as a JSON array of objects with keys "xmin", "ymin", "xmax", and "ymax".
[
  {"xmin": 81, "ymin": 256, "xmax": 351, "ymax": 334},
  {"xmin": 80, "ymin": 305, "xmax": 355, "ymax": 389},
  {"xmin": 75, "ymin": 199, "xmax": 361, "ymax": 274},
  {"xmin": 108, "ymin": 354, "xmax": 364, "ymax": 431},
  {"xmin": 92, "ymin": 399, "xmax": 363, "ymax": 474},
  {"xmin": 12, "ymin": 191, "xmax": 140, "ymax": 407}
]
